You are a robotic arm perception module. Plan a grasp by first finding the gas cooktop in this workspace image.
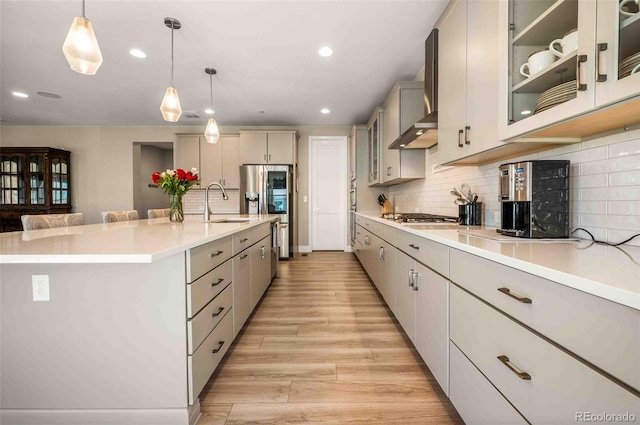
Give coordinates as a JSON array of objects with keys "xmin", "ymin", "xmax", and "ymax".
[{"xmin": 382, "ymin": 213, "xmax": 459, "ymax": 223}]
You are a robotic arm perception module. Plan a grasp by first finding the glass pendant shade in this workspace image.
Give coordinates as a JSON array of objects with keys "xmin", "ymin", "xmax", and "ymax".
[
  {"xmin": 160, "ymin": 86, "xmax": 182, "ymax": 122},
  {"xmin": 62, "ymin": 16, "xmax": 103, "ymax": 75},
  {"xmin": 204, "ymin": 117, "xmax": 220, "ymax": 143}
]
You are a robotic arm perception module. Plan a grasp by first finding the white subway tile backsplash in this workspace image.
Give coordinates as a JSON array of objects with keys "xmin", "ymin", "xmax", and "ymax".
[
  {"xmin": 608, "ymin": 170, "xmax": 640, "ymax": 186},
  {"xmin": 608, "ymin": 138, "xmax": 640, "ymax": 158},
  {"xmin": 580, "ymin": 155, "xmax": 640, "ymax": 175},
  {"xmin": 608, "ymin": 201, "xmax": 640, "ymax": 216},
  {"xmin": 570, "ymin": 174, "xmax": 607, "ymax": 188},
  {"xmin": 389, "ymin": 129, "xmax": 640, "ymax": 247},
  {"xmin": 607, "ymin": 229, "xmax": 640, "ymax": 246},
  {"xmin": 549, "ymin": 145, "xmax": 608, "ymax": 164}
]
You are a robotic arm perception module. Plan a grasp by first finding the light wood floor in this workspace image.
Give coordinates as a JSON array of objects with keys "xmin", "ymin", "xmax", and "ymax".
[{"xmin": 198, "ymin": 252, "xmax": 464, "ymax": 425}]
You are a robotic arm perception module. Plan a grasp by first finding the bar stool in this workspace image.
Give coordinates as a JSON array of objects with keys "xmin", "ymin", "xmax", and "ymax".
[
  {"xmin": 21, "ymin": 213, "xmax": 85, "ymax": 230},
  {"xmin": 147, "ymin": 208, "xmax": 170, "ymax": 218},
  {"xmin": 101, "ymin": 210, "xmax": 139, "ymax": 223}
]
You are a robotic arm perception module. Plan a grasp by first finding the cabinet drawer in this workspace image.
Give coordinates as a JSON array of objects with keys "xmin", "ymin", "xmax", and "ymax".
[
  {"xmin": 188, "ymin": 309, "xmax": 233, "ymax": 405},
  {"xmin": 450, "ymin": 284, "xmax": 639, "ymax": 424},
  {"xmin": 396, "ymin": 230, "xmax": 449, "ymax": 278},
  {"xmin": 355, "ymin": 215, "xmax": 365, "ymax": 226},
  {"xmin": 187, "ymin": 259, "xmax": 232, "ymax": 318},
  {"xmin": 187, "ymin": 237, "xmax": 232, "ymax": 282},
  {"xmin": 450, "ymin": 341, "xmax": 527, "ymax": 425},
  {"xmin": 252, "ymin": 222, "xmax": 271, "ymax": 241},
  {"xmin": 188, "ymin": 284, "xmax": 233, "ymax": 355},
  {"xmin": 450, "ymin": 249, "xmax": 640, "ymax": 391},
  {"xmin": 232, "ymin": 228, "xmax": 254, "ymax": 255},
  {"xmin": 367, "ymin": 219, "xmax": 396, "ymax": 246},
  {"xmin": 355, "ymin": 224, "xmax": 366, "ymax": 246}
]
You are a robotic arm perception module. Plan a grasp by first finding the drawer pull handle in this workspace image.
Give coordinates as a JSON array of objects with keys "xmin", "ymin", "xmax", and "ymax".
[
  {"xmin": 212, "ymin": 306, "xmax": 225, "ymax": 317},
  {"xmin": 240, "ymin": 253, "xmax": 248, "ymax": 260},
  {"xmin": 412, "ymin": 271, "xmax": 419, "ymax": 291},
  {"xmin": 498, "ymin": 287, "xmax": 532, "ymax": 304},
  {"xmin": 497, "ymin": 355, "xmax": 531, "ymax": 380},
  {"xmin": 210, "ymin": 250, "xmax": 224, "ymax": 258},
  {"xmin": 211, "ymin": 278, "xmax": 224, "ymax": 287},
  {"xmin": 212, "ymin": 340, "xmax": 225, "ymax": 354},
  {"xmin": 240, "ymin": 238, "xmax": 248, "ymax": 243},
  {"xmin": 409, "ymin": 244, "xmax": 420, "ymax": 250},
  {"xmin": 408, "ymin": 269, "xmax": 415, "ymax": 287}
]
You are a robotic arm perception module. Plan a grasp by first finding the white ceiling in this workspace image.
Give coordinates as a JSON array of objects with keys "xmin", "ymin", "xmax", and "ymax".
[{"xmin": 0, "ymin": 0, "xmax": 447, "ymax": 127}]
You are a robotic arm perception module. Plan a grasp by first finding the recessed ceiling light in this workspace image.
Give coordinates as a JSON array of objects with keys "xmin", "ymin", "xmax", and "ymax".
[
  {"xmin": 37, "ymin": 91, "xmax": 62, "ymax": 99},
  {"xmin": 12, "ymin": 91, "xmax": 28, "ymax": 98},
  {"xmin": 129, "ymin": 49, "xmax": 147, "ymax": 59},
  {"xmin": 320, "ymin": 108, "xmax": 330, "ymax": 114},
  {"xmin": 318, "ymin": 47, "xmax": 333, "ymax": 57},
  {"xmin": 521, "ymin": 109, "xmax": 532, "ymax": 115},
  {"xmin": 205, "ymin": 108, "xmax": 215, "ymax": 115}
]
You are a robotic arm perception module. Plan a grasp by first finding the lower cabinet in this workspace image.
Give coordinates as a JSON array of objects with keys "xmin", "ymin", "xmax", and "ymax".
[
  {"xmin": 450, "ymin": 341, "xmax": 527, "ymax": 425},
  {"xmin": 356, "ymin": 218, "xmax": 449, "ymax": 396},
  {"xmin": 450, "ymin": 283, "xmax": 640, "ymax": 424},
  {"xmin": 187, "ymin": 309, "xmax": 233, "ymax": 405},
  {"xmin": 232, "ymin": 251, "xmax": 251, "ymax": 338},
  {"xmin": 250, "ymin": 234, "xmax": 272, "ymax": 310},
  {"xmin": 395, "ymin": 250, "xmax": 449, "ymax": 395}
]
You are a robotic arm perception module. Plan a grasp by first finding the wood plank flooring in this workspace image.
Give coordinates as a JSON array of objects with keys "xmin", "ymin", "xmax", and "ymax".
[{"xmin": 198, "ymin": 252, "xmax": 463, "ymax": 425}]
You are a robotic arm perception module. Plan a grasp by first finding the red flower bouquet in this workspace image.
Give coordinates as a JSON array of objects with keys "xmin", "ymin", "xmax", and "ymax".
[{"xmin": 151, "ymin": 168, "xmax": 200, "ymax": 222}]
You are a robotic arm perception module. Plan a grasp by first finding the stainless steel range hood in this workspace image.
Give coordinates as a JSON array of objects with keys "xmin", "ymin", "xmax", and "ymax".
[{"xmin": 389, "ymin": 29, "xmax": 438, "ymax": 149}]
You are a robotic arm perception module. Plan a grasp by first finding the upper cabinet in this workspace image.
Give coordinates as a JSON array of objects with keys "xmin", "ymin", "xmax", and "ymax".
[
  {"xmin": 367, "ymin": 107, "xmax": 384, "ymax": 186},
  {"xmin": 438, "ymin": 0, "xmax": 501, "ymax": 165},
  {"xmin": 0, "ymin": 147, "xmax": 72, "ymax": 232},
  {"xmin": 200, "ymin": 135, "xmax": 241, "ymax": 189},
  {"xmin": 239, "ymin": 131, "xmax": 297, "ymax": 165},
  {"xmin": 499, "ymin": 0, "xmax": 640, "ymax": 142},
  {"xmin": 381, "ymin": 81, "xmax": 426, "ymax": 185},
  {"xmin": 176, "ymin": 135, "xmax": 241, "ymax": 189}
]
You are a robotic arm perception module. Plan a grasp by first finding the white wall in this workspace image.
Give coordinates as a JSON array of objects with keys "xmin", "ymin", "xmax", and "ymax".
[{"xmin": 388, "ymin": 128, "xmax": 640, "ymax": 247}]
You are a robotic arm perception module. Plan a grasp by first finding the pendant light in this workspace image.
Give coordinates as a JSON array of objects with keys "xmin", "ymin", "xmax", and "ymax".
[
  {"xmin": 62, "ymin": 0, "xmax": 103, "ymax": 75},
  {"xmin": 160, "ymin": 18, "xmax": 182, "ymax": 122},
  {"xmin": 204, "ymin": 68, "xmax": 220, "ymax": 144}
]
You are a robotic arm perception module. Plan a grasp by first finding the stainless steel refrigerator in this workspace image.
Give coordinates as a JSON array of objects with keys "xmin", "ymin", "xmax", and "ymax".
[{"xmin": 239, "ymin": 165, "xmax": 293, "ymax": 259}]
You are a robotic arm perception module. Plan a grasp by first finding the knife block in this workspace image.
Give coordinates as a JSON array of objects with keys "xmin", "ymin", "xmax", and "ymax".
[{"xmin": 381, "ymin": 200, "xmax": 394, "ymax": 214}]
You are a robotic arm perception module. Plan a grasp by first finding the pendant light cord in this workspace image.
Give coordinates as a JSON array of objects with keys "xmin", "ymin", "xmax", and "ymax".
[
  {"xmin": 210, "ymin": 73, "xmax": 214, "ymax": 112},
  {"xmin": 170, "ymin": 23, "xmax": 175, "ymax": 87},
  {"xmin": 81, "ymin": 0, "xmax": 85, "ymax": 18}
]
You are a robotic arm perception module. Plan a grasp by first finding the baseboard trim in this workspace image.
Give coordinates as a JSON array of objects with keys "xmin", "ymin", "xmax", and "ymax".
[
  {"xmin": 298, "ymin": 245, "xmax": 312, "ymax": 253},
  {"xmin": 344, "ymin": 245, "xmax": 354, "ymax": 253},
  {"xmin": 0, "ymin": 406, "xmax": 197, "ymax": 425}
]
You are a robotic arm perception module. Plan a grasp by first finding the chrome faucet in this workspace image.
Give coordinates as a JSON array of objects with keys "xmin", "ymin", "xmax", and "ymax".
[{"xmin": 204, "ymin": 182, "xmax": 229, "ymax": 221}]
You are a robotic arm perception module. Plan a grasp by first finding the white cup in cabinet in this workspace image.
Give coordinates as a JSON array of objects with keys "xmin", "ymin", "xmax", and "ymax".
[
  {"xmin": 549, "ymin": 29, "xmax": 578, "ymax": 58},
  {"xmin": 620, "ymin": 0, "xmax": 639, "ymax": 16},
  {"xmin": 520, "ymin": 49, "xmax": 556, "ymax": 78}
]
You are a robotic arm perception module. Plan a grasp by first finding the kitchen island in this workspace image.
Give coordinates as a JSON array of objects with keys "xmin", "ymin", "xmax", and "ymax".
[{"xmin": 0, "ymin": 215, "xmax": 278, "ymax": 425}]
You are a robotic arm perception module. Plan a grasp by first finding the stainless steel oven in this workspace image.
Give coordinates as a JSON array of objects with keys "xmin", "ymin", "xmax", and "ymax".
[{"xmin": 350, "ymin": 208, "xmax": 356, "ymax": 246}]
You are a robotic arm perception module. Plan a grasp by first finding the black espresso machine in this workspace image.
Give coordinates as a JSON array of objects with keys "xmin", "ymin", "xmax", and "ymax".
[{"xmin": 498, "ymin": 160, "xmax": 570, "ymax": 238}]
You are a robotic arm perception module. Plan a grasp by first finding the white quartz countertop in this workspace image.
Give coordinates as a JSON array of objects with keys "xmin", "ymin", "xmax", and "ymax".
[
  {"xmin": 0, "ymin": 215, "xmax": 278, "ymax": 264},
  {"xmin": 356, "ymin": 213, "xmax": 640, "ymax": 310}
]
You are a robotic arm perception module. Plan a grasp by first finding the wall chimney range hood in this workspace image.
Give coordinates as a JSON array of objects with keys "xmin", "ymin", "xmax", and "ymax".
[{"xmin": 389, "ymin": 29, "xmax": 438, "ymax": 149}]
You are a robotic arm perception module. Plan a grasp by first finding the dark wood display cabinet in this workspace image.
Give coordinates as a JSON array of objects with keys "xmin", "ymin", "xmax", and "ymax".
[{"xmin": 0, "ymin": 147, "xmax": 72, "ymax": 232}]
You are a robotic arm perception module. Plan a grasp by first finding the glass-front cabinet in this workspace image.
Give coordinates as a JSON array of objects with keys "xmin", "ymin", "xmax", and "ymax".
[
  {"xmin": 367, "ymin": 107, "xmax": 384, "ymax": 187},
  {"xmin": 499, "ymin": 0, "xmax": 640, "ymax": 141},
  {"xmin": 0, "ymin": 147, "xmax": 72, "ymax": 232}
]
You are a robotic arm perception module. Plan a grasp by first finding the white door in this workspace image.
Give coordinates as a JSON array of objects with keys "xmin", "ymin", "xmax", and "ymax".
[{"xmin": 310, "ymin": 136, "xmax": 347, "ymax": 251}]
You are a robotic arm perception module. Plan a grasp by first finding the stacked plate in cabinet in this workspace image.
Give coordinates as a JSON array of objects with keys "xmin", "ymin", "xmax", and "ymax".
[
  {"xmin": 619, "ymin": 52, "xmax": 640, "ymax": 79},
  {"xmin": 534, "ymin": 80, "xmax": 577, "ymax": 114}
]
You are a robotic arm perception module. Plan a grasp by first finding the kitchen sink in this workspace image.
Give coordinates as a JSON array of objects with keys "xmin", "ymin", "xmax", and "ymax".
[{"xmin": 208, "ymin": 217, "xmax": 255, "ymax": 223}]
